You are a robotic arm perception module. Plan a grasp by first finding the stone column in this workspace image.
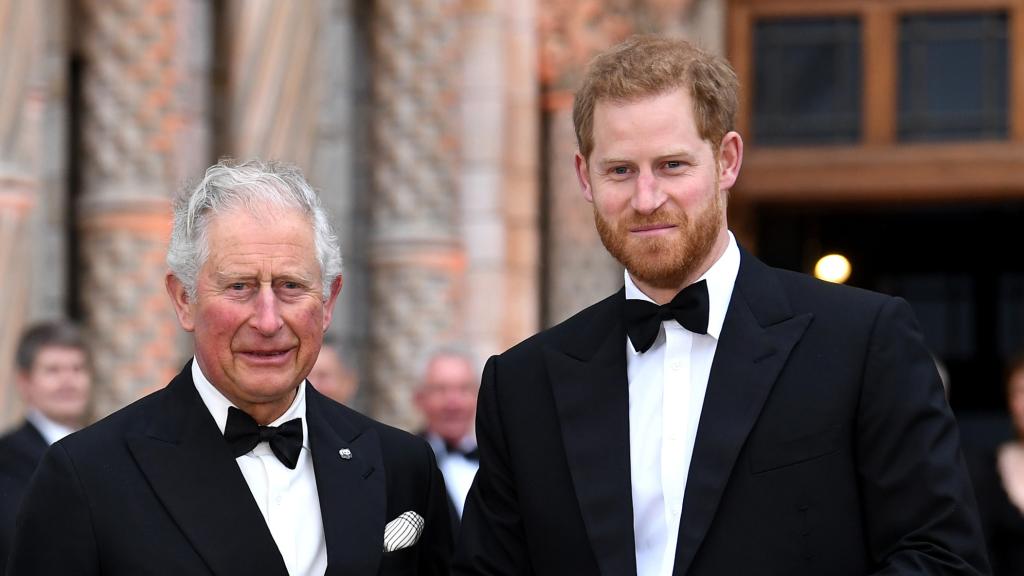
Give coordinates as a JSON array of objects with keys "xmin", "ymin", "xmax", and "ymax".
[
  {"xmin": 369, "ymin": 0, "xmax": 464, "ymax": 429},
  {"xmin": 0, "ymin": 0, "xmax": 43, "ymax": 427},
  {"xmin": 223, "ymin": 0, "xmax": 323, "ymax": 171},
  {"xmin": 539, "ymin": 0, "xmax": 633, "ymax": 325},
  {"xmin": 78, "ymin": 0, "xmax": 196, "ymax": 416},
  {"xmin": 460, "ymin": 0, "xmax": 542, "ymax": 365}
]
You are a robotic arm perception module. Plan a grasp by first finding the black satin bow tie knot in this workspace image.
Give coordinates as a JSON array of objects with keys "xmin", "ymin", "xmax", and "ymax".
[
  {"xmin": 224, "ymin": 406, "xmax": 303, "ymax": 469},
  {"xmin": 625, "ymin": 279, "xmax": 710, "ymax": 353},
  {"xmin": 445, "ymin": 442, "xmax": 480, "ymax": 461}
]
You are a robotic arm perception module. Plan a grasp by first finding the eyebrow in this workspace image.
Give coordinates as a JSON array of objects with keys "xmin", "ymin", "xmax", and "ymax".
[
  {"xmin": 596, "ymin": 150, "xmax": 698, "ymax": 169},
  {"xmin": 213, "ymin": 271, "xmax": 316, "ymax": 284}
]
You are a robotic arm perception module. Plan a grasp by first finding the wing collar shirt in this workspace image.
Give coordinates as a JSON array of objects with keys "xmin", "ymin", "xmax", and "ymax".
[
  {"xmin": 24, "ymin": 409, "xmax": 77, "ymax": 445},
  {"xmin": 626, "ymin": 231, "xmax": 740, "ymax": 576},
  {"xmin": 193, "ymin": 359, "xmax": 328, "ymax": 576},
  {"xmin": 425, "ymin": 432, "xmax": 479, "ymax": 517}
]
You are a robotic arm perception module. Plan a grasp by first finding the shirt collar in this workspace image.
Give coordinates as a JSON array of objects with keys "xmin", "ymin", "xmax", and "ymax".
[
  {"xmin": 24, "ymin": 409, "xmax": 77, "ymax": 446},
  {"xmin": 191, "ymin": 358, "xmax": 310, "ymax": 450},
  {"xmin": 624, "ymin": 230, "xmax": 740, "ymax": 344}
]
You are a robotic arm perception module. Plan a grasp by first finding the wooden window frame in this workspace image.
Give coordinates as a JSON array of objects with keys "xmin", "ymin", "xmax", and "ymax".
[{"xmin": 729, "ymin": 0, "xmax": 1024, "ymax": 203}]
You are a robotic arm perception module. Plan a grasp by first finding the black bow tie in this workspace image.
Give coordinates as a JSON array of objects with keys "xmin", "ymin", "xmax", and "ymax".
[
  {"xmin": 224, "ymin": 406, "xmax": 303, "ymax": 469},
  {"xmin": 445, "ymin": 442, "xmax": 479, "ymax": 461},
  {"xmin": 624, "ymin": 279, "xmax": 710, "ymax": 353}
]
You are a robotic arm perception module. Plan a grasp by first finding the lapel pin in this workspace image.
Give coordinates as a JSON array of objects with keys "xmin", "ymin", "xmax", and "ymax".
[{"xmin": 339, "ymin": 448, "xmax": 353, "ymax": 460}]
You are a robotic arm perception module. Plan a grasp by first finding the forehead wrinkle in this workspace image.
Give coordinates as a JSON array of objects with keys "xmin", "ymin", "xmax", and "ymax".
[{"xmin": 212, "ymin": 257, "xmax": 318, "ymax": 284}]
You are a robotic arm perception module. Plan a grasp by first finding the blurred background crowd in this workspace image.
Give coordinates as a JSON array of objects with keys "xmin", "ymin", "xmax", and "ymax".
[{"xmin": 2, "ymin": 0, "xmax": 1024, "ymax": 568}]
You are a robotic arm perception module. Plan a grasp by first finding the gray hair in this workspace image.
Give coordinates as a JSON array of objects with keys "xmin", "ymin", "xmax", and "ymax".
[
  {"xmin": 167, "ymin": 159, "xmax": 343, "ymax": 300},
  {"xmin": 417, "ymin": 344, "xmax": 480, "ymax": 388}
]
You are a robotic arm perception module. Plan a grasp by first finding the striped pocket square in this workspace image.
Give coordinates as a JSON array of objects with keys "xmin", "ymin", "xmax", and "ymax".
[{"xmin": 383, "ymin": 511, "xmax": 425, "ymax": 552}]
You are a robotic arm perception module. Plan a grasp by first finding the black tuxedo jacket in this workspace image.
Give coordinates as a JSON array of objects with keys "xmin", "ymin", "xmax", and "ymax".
[
  {"xmin": 7, "ymin": 363, "xmax": 452, "ymax": 576},
  {"xmin": 455, "ymin": 249, "xmax": 989, "ymax": 575},
  {"xmin": 0, "ymin": 422, "xmax": 47, "ymax": 573}
]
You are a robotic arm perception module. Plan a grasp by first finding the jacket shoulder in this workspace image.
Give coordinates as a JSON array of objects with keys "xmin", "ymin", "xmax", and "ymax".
[{"xmin": 498, "ymin": 290, "xmax": 622, "ymax": 362}]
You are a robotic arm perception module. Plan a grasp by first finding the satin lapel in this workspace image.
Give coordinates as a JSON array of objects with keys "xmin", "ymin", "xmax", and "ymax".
[
  {"xmin": 546, "ymin": 290, "xmax": 638, "ymax": 576},
  {"xmin": 126, "ymin": 365, "xmax": 288, "ymax": 576},
  {"xmin": 306, "ymin": 385, "xmax": 386, "ymax": 576},
  {"xmin": 672, "ymin": 253, "xmax": 812, "ymax": 576}
]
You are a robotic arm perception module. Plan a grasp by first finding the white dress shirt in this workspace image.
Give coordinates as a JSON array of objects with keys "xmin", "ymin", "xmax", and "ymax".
[
  {"xmin": 627, "ymin": 233, "xmax": 740, "ymax": 576},
  {"xmin": 425, "ymin": 433, "xmax": 479, "ymax": 517},
  {"xmin": 24, "ymin": 409, "xmax": 77, "ymax": 445},
  {"xmin": 192, "ymin": 360, "xmax": 328, "ymax": 576}
]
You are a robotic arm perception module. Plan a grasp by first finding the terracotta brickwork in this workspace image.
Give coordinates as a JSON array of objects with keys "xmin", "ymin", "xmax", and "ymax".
[
  {"xmin": 78, "ymin": 0, "xmax": 188, "ymax": 417},
  {"xmin": 368, "ymin": 0, "xmax": 465, "ymax": 429}
]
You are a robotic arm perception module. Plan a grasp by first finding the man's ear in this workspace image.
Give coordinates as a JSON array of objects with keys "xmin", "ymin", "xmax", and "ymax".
[
  {"xmin": 166, "ymin": 273, "xmax": 196, "ymax": 332},
  {"xmin": 575, "ymin": 151, "xmax": 595, "ymax": 203},
  {"xmin": 717, "ymin": 131, "xmax": 744, "ymax": 192},
  {"xmin": 321, "ymin": 275, "xmax": 344, "ymax": 331}
]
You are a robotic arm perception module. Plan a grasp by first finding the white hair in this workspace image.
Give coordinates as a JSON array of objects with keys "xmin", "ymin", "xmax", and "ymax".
[
  {"xmin": 416, "ymin": 344, "xmax": 480, "ymax": 389},
  {"xmin": 167, "ymin": 159, "xmax": 342, "ymax": 300}
]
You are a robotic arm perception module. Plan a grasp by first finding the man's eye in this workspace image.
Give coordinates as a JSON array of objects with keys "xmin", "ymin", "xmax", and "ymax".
[
  {"xmin": 612, "ymin": 166, "xmax": 630, "ymax": 175},
  {"xmin": 230, "ymin": 283, "xmax": 247, "ymax": 291}
]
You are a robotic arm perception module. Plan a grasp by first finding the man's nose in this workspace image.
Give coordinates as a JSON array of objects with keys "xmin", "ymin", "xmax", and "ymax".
[
  {"xmin": 631, "ymin": 170, "xmax": 666, "ymax": 215},
  {"xmin": 251, "ymin": 285, "xmax": 284, "ymax": 334}
]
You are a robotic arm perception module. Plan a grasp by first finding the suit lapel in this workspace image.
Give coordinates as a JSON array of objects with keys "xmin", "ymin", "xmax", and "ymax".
[
  {"xmin": 672, "ymin": 251, "xmax": 812, "ymax": 576},
  {"xmin": 126, "ymin": 364, "xmax": 289, "ymax": 576},
  {"xmin": 546, "ymin": 290, "xmax": 638, "ymax": 576},
  {"xmin": 306, "ymin": 385, "xmax": 386, "ymax": 576}
]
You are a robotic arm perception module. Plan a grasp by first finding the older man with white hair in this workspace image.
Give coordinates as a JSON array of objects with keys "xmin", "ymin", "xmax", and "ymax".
[{"xmin": 8, "ymin": 159, "xmax": 452, "ymax": 576}]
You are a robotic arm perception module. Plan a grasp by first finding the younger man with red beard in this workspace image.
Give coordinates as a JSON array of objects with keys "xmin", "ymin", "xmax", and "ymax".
[{"xmin": 454, "ymin": 36, "xmax": 988, "ymax": 575}]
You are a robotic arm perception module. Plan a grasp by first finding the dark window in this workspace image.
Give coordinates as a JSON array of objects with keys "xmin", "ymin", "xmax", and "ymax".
[
  {"xmin": 999, "ymin": 275, "xmax": 1024, "ymax": 357},
  {"xmin": 753, "ymin": 17, "xmax": 862, "ymax": 146},
  {"xmin": 898, "ymin": 12, "xmax": 1008, "ymax": 142}
]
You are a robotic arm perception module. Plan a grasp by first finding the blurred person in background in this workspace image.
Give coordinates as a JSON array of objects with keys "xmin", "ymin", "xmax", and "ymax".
[
  {"xmin": 308, "ymin": 336, "xmax": 358, "ymax": 405},
  {"xmin": 7, "ymin": 159, "xmax": 451, "ymax": 576},
  {"xmin": 414, "ymin": 347, "xmax": 478, "ymax": 533},
  {"xmin": 971, "ymin": 351, "xmax": 1024, "ymax": 575},
  {"xmin": 0, "ymin": 321, "xmax": 92, "ymax": 572}
]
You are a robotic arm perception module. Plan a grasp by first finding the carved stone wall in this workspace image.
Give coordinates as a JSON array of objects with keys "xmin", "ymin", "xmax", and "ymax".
[
  {"xmin": 368, "ymin": 0, "xmax": 465, "ymax": 429},
  {"xmin": 0, "ymin": 0, "xmax": 43, "ymax": 427},
  {"xmin": 78, "ymin": 0, "xmax": 196, "ymax": 416}
]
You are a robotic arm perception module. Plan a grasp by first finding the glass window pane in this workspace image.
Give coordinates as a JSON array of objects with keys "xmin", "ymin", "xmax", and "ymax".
[
  {"xmin": 898, "ymin": 12, "xmax": 1008, "ymax": 142},
  {"xmin": 754, "ymin": 17, "xmax": 862, "ymax": 146}
]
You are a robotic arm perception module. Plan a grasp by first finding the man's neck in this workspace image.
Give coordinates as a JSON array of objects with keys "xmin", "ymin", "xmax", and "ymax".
[{"xmin": 632, "ymin": 230, "xmax": 730, "ymax": 305}]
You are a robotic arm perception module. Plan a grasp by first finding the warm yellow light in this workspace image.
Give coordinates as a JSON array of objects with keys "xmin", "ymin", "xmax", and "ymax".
[{"xmin": 814, "ymin": 254, "xmax": 851, "ymax": 284}]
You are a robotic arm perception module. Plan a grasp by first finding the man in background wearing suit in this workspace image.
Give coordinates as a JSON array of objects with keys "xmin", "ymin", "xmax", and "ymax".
[
  {"xmin": 455, "ymin": 36, "xmax": 989, "ymax": 575},
  {"xmin": 414, "ymin": 348, "xmax": 479, "ymax": 533},
  {"xmin": 0, "ymin": 321, "xmax": 92, "ymax": 571},
  {"xmin": 9, "ymin": 159, "xmax": 451, "ymax": 575}
]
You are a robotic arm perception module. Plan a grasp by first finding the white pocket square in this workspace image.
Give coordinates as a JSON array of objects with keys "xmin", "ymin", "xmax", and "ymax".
[{"xmin": 383, "ymin": 511, "xmax": 424, "ymax": 552}]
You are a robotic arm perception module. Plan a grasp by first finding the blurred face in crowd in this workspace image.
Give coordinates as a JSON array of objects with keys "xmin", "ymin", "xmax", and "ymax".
[
  {"xmin": 167, "ymin": 206, "xmax": 342, "ymax": 424},
  {"xmin": 415, "ymin": 355, "xmax": 478, "ymax": 445},
  {"xmin": 308, "ymin": 346, "xmax": 358, "ymax": 405},
  {"xmin": 575, "ymin": 88, "xmax": 742, "ymax": 302},
  {"xmin": 18, "ymin": 346, "xmax": 92, "ymax": 428},
  {"xmin": 1008, "ymin": 366, "xmax": 1024, "ymax": 439}
]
